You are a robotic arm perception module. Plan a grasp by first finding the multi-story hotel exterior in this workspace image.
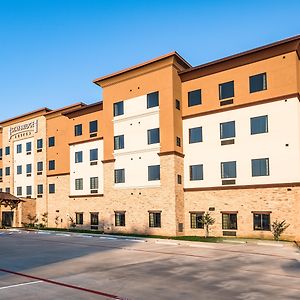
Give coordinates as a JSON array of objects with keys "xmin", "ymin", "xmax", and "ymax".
[{"xmin": 0, "ymin": 35, "xmax": 300, "ymax": 241}]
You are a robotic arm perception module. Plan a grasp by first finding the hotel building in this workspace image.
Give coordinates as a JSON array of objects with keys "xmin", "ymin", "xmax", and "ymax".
[{"xmin": 0, "ymin": 35, "xmax": 300, "ymax": 241}]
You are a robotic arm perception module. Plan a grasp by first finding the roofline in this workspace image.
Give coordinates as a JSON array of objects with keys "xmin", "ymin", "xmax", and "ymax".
[
  {"xmin": 0, "ymin": 107, "xmax": 51, "ymax": 126},
  {"xmin": 62, "ymin": 101, "xmax": 103, "ymax": 116},
  {"xmin": 179, "ymin": 35, "xmax": 300, "ymax": 80},
  {"xmin": 44, "ymin": 102, "xmax": 87, "ymax": 117},
  {"xmin": 93, "ymin": 51, "xmax": 192, "ymax": 85}
]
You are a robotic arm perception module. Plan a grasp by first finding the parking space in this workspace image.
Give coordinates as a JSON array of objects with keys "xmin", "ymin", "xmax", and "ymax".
[{"xmin": 0, "ymin": 230, "xmax": 300, "ymax": 299}]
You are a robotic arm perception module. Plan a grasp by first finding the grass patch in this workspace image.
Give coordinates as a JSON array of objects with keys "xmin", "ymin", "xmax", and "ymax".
[{"xmin": 36, "ymin": 227, "xmax": 104, "ymax": 234}]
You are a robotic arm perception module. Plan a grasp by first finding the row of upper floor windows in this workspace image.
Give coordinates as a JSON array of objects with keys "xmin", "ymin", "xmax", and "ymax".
[
  {"xmin": 188, "ymin": 73, "xmax": 267, "ymax": 107},
  {"xmin": 114, "ymin": 165, "xmax": 160, "ymax": 183},
  {"xmin": 74, "ymin": 120, "xmax": 98, "ymax": 137}
]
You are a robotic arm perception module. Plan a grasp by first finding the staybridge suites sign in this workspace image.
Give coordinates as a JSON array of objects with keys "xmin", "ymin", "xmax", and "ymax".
[{"xmin": 8, "ymin": 120, "xmax": 38, "ymax": 140}]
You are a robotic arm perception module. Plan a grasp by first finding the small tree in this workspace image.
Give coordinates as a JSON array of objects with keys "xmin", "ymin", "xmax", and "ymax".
[
  {"xmin": 55, "ymin": 216, "xmax": 59, "ymax": 228},
  {"xmin": 201, "ymin": 212, "xmax": 215, "ymax": 238},
  {"xmin": 27, "ymin": 214, "xmax": 38, "ymax": 228},
  {"xmin": 69, "ymin": 216, "xmax": 76, "ymax": 228},
  {"xmin": 271, "ymin": 220, "xmax": 289, "ymax": 241},
  {"xmin": 41, "ymin": 213, "xmax": 48, "ymax": 227}
]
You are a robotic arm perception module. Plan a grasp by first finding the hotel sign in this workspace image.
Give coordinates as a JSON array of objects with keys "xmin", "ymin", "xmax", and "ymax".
[{"xmin": 8, "ymin": 120, "xmax": 38, "ymax": 140}]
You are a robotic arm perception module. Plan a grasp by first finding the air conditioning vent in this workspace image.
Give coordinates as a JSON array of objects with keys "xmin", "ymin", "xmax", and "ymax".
[
  {"xmin": 26, "ymin": 173, "xmax": 32, "ymax": 177},
  {"xmin": 222, "ymin": 179, "xmax": 236, "ymax": 185},
  {"xmin": 37, "ymin": 171, "xmax": 43, "ymax": 175},
  {"xmin": 90, "ymin": 190, "xmax": 98, "ymax": 194},
  {"xmin": 90, "ymin": 161, "xmax": 98, "ymax": 166},
  {"xmin": 220, "ymin": 99, "xmax": 233, "ymax": 106},
  {"xmin": 37, "ymin": 149, "xmax": 42, "ymax": 153},
  {"xmin": 90, "ymin": 133, "xmax": 97, "ymax": 138},
  {"xmin": 223, "ymin": 231, "xmax": 236, "ymax": 236},
  {"xmin": 26, "ymin": 151, "xmax": 32, "ymax": 155},
  {"xmin": 37, "ymin": 194, "xmax": 43, "ymax": 198},
  {"xmin": 221, "ymin": 139, "xmax": 235, "ymax": 146}
]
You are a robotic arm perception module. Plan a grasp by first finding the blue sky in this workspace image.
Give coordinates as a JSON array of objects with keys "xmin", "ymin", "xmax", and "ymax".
[{"xmin": 0, "ymin": 0, "xmax": 299, "ymax": 121}]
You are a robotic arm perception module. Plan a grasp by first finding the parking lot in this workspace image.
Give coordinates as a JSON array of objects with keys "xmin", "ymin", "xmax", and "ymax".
[{"xmin": 0, "ymin": 230, "xmax": 300, "ymax": 300}]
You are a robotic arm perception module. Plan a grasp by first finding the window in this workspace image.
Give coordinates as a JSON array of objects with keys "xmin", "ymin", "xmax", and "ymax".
[
  {"xmin": 189, "ymin": 127, "xmax": 203, "ymax": 143},
  {"xmin": 253, "ymin": 213, "xmax": 270, "ymax": 231},
  {"xmin": 37, "ymin": 139, "xmax": 43, "ymax": 150},
  {"xmin": 0, "ymin": 148, "xmax": 2, "ymax": 159},
  {"xmin": 37, "ymin": 161, "xmax": 43, "ymax": 172},
  {"xmin": 220, "ymin": 121, "xmax": 235, "ymax": 139},
  {"xmin": 74, "ymin": 124, "xmax": 82, "ymax": 136},
  {"xmin": 176, "ymin": 137, "xmax": 181, "ymax": 147},
  {"xmin": 148, "ymin": 165, "xmax": 160, "ymax": 181},
  {"xmin": 251, "ymin": 115, "xmax": 268, "ymax": 135},
  {"xmin": 17, "ymin": 187, "xmax": 22, "ymax": 196},
  {"xmin": 114, "ymin": 135, "xmax": 125, "ymax": 150},
  {"xmin": 76, "ymin": 213, "xmax": 83, "ymax": 225},
  {"xmin": 90, "ymin": 212, "xmax": 99, "ymax": 228},
  {"xmin": 250, "ymin": 73, "xmax": 267, "ymax": 93},
  {"xmin": 114, "ymin": 101, "xmax": 124, "ymax": 117},
  {"xmin": 114, "ymin": 169, "xmax": 125, "ymax": 183},
  {"xmin": 5, "ymin": 146, "xmax": 10, "ymax": 155},
  {"xmin": 90, "ymin": 149, "xmax": 98, "ymax": 161},
  {"xmin": 190, "ymin": 212, "xmax": 204, "ymax": 229},
  {"xmin": 147, "ymin": 91, "xmax": 159, "ymax": 108},
  {"xmin": 5, "ymin": 167, "xmax": 10, "ymax": 176},
  {"xmin": 5, "ymin": 187, "xmax": 10, "ymax": 193},
  {"xmin": 26, "ymin": 164, "xmax": 32, "ymax": 174},
  {"xmin": 115, "ymin": 212, "xmax": 125, "ymax": 226},
  {"xmin": 0, "ymin": 168, "xmax": 2, "ymax": 177},
  {"xmin": 75, "ymin": 178, "xmax": 83, "ymax": 190},
  {"xmin": 147, "ymin": 128, "xmax": 160, "ymax": 145},
  {"xmin": 252, "ymin": 158, "xmax": 269, "ymax": 177},
  {"xmin": 89, "ymin": 120, "xmax": 98, "ymax": 133},
  {"xmin": 90, "ymin": 177, "xmax": 99, "ymax": 190},
  {"xmin": 176, "ymin": 99, "xmax": 180, "ymax": 110},
  {"xmin": 49, "ymin": 184, "xmax": 55, "ymax": 194},
  {"xmin": 188, "ymin": 89, "xmax": 201, "ymax": 107},
  {"xmin": 222, "ymin": 213, "xmax": 237, "ymax": 230},
  {"xmin": 75, "ymin": 151, "xmax": 83, "ymax": 163},
  {"xmin": 37, "ymin": 184, "xmax": 43, "ymax": 195},
  {"xmin": 189, "ymin": 164, "xmax": 203, "ymax": 181},
  {"xmin": 221, "ymin": 161, "xmax": 236, "ymax": 178},
  {"xmin": 219, "ymin": 81, "xmax": 234, "ymax": 100},
  {"xmin": 177, "ymin": 174, "xmax": 182, "ymax": 184},
  {"xmin": 26, "ymin": 186, "xmax": 32, "ymax": 196},
  {"xmin": 16, "ymin": 144, "xmax": 22, "ymax": 153},
  {"xmin": 49, "ymin": 160, "xmax": 55, "ymax": 170},
  {"xmin": 149, "ymin": 212, "xmax": 161, "ymax": 228},
  {"xmin": 48, "ymin": 136, "xmax": 55, "ymax": 147},
  {"xmin": 17, "ymin": 165, "xmax": 22, "ymax": 175},
  {"xmin": 26, "ymin": 142, "xmax": 32, "ymax": 152}
]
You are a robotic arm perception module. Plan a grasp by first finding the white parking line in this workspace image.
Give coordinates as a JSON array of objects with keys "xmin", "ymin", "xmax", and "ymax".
[
  {"xmin": 257, "ymin": 242, "xmax": 284, "ymax": 247},
  {"xmin": 188, "ymin": 243, "xmax": 215, "ymax": 248},
  {"xmin": 155, "ymin": 241, "xmax": 179, "ymax": 246},
  {"xmin": 99, "ymin": 237, "xmax": 117, "ymax": 240},
  {"xmin": 223, "ymin": 240, "xmax": 246, "ymax": 244},
  {"xmin": 37, "ymin": 232, "xmax": 51, "ymax": 235},
  {"xmin": 125, "ymin": 239, "xmax": 146, "ymax": 243},
  {"xmin": 0, "ymin": 280, "xmax": 42, "ymax": 290},
  {"xmin": 78, "ymin": 235, "xmax": 93, "ymax": 238},
  {"xmin": 55, "ymin": 233, "xmax": 71, "ymax": 237}
]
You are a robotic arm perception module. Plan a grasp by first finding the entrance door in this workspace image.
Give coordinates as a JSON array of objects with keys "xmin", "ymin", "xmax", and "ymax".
[
  {"xmin": 2, "ymin": 212, "xmax": 14, "ymax": 227},
  {"xmin": 90, "ymin": 212, "xmax": 99, "ymax": 230}
]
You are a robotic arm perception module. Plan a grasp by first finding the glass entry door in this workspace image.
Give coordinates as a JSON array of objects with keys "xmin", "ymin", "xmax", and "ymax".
[
  {"xmin": 2, "ymin": 212, "xmax": 14, "ymax": 227},
  {"xmin": 90, "ymin": 212, "xmax": 99, "ymax": 230}
]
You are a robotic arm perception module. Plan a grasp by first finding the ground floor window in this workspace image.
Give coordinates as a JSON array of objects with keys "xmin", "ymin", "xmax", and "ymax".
[
  {"xmin": 190, "ymin": 212, "xmax": 204, "ymax": 229},
  {"xmin": 90, "ymin": 212, "xmax": 99, "ymax": 229},
  {"xmin": 253, "ymin": 212, "xmax": 270, "ymax": 231},
  {"xmin": 76, "ymin": 212, "xmax": 83, "ymax": 225},
  {"xmin": 115, "ymin": 211, "xmax": 125, "ymax": 226},
  {"xmin": 149, "ymin": 212, "xmax": 161, "ymax": 228},
  {"xmin": 222, "ymin": 212, "xmax": 237, "ymax": 230}
]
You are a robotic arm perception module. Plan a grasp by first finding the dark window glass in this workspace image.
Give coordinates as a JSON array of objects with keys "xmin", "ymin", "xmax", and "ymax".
[
  {"xmin": 90, "ymin": 149, "xmax": 98, "ymax": 161},
  {"xmin": 75, "ymin": 178, "xmax": 83, "ymax": 190},
  {"xmin": 37, "ymin": 161, "xmax": 43, "ymax": 172},
  {"xmin": 222, "ymin": 213, "xmax": 237, "ymax": 230},
  {"xmin": 220, "ymin": 121, "xmax": 235, "ymax": 139},
  {"xmin": 147, "ymin": 128, "xmax": 160, "ymax": 145},
  {"xmin": 251, "ymin": 115, "xmax": 268, "ymax": 135},
  {"xmin": 176, "ymin": 137, "xmax": 181, "ymax": 147},
  {"xmin": 190, "ymin": 213, "xmax": 204, "ymax": 229},
  {"xmin": 76, "ymin": 213, "xmax": 83, "ymax": 225},
  {"xmin": 75, "ymin": 151, "xmax": 83, "ymax": 163},
  {"xmin": 37, "ymin": 184, "xmax": 43, "ymax": 195},
  {"xmin": 189, "ymin": 164, "xmax": 203, "ymax": 181},
  {"xmin": 219, "ymin": 81, "xmax": 234, "ymax": 100},
  {"xmin": 149, "ymin": 212, "xmax": 161, "ymax": 227},
  {"xmin": 49, "ymin": 160, "xmax": 55, "ymax": 170},
  {"xmin": 253, "ymin": 213, "xmax": 270, "ymax": 230},
  {"xmin": 176, "ymin": 99, "xmax": 180, "ymax": 110},
  {"xmin": 26, "ymin": 186, "xmax": 32, "ymax": 196},
  {"xmin": 147, "ymin": 91, "xmax": 159, "ymax": 108},
  {"xmin": 90, "ymin": 212, "xmax": 99, "ymax": 226},
  {"xmin": 189, "ymin": 127, "xmax": 203, "ymax": 143},
  {"xmin": 114, "ymin": 135, "xmax": 125, "ymax": 150},
  {"xmin": 114, "ymin": 101, "xmax": 124, "ymax": 117},
  {"xmin": 0, "ymin": 148, "xmax": 2, "ymax": 158},
  {"xmin": 115, "ymin": 212, "xmax": 126, "ymax": 226},
  {"xmin": 5, "ymin": 146, "xmax": 10, "ymax": 155},
  {"xmin": 17, "ymin": 187, "xmax": 22, "ymax": 196},
  {"xmin": 90, "ymin": 177, "xmax": 99, "ymax": 189},
  {"xmin": 221, "ymin": 161, "xmax": 236, "ymax": 178},
  {"xmin": 5, "ymin": 167, "xmax": 10, "ymax": 176},
  {"xmin": 17, "ymin": 165, "xmax": 22, "ymax": 175},
  {"xmin": 74, "ymin": 124, "xmax": 82, "ymax": 136},
  {"xmin": 252, "ymin": 158, "xmax": 269, "ymax": 177},
  {"xmin": 114, "ymin": 169, "xmax": 125, "ymax": 183},
  {"xmin": 188, "ymin": 89, "xmax": 201, "ymax": 107},
  {"xmin": 177, "ymin": 174, "xmax": 182, "ymax": 184},
  {"xmin": 16, "ymin": 144, "xmax": 22, "ymax": 153},
  {"xmin": 148, "ymin": 165, "xmax": 160, "ymax": 181},
  {"xmin": 250, "ymin": 73, "xmax": 267, "ymax": 93},
  {"xmin": 5, "ymin": 187, "xmax": 10, "ymax": 193},
  {"xmin": 89, "ymin": 120, "xmax": 98, "ymax": 133},
  {"xmin": 26, "ymin": 164, "xmax": 32, "ymax": 174},
  {"xmin": 0, "ymin": 168, "xmax": 2, "ymax": 177},
  {"xmin": 26, "ymin": 142, "xmax": 32, "ymax": 152},
  {"xmin": 48, "ymin": 137, "xmax": 55, "ymax": 147},
  {"xmin": 49, "ymin": 184, "xmax": 55, "ymax": 194},
  {"xmin": 37, "ymin": 139, "xmax": 43, "ymax": 149}
]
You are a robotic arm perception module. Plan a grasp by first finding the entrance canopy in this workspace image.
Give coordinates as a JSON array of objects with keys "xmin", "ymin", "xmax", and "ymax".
[{"xmin": 0, "ymin": 192, "xmax": 24, "ymax": 210}]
